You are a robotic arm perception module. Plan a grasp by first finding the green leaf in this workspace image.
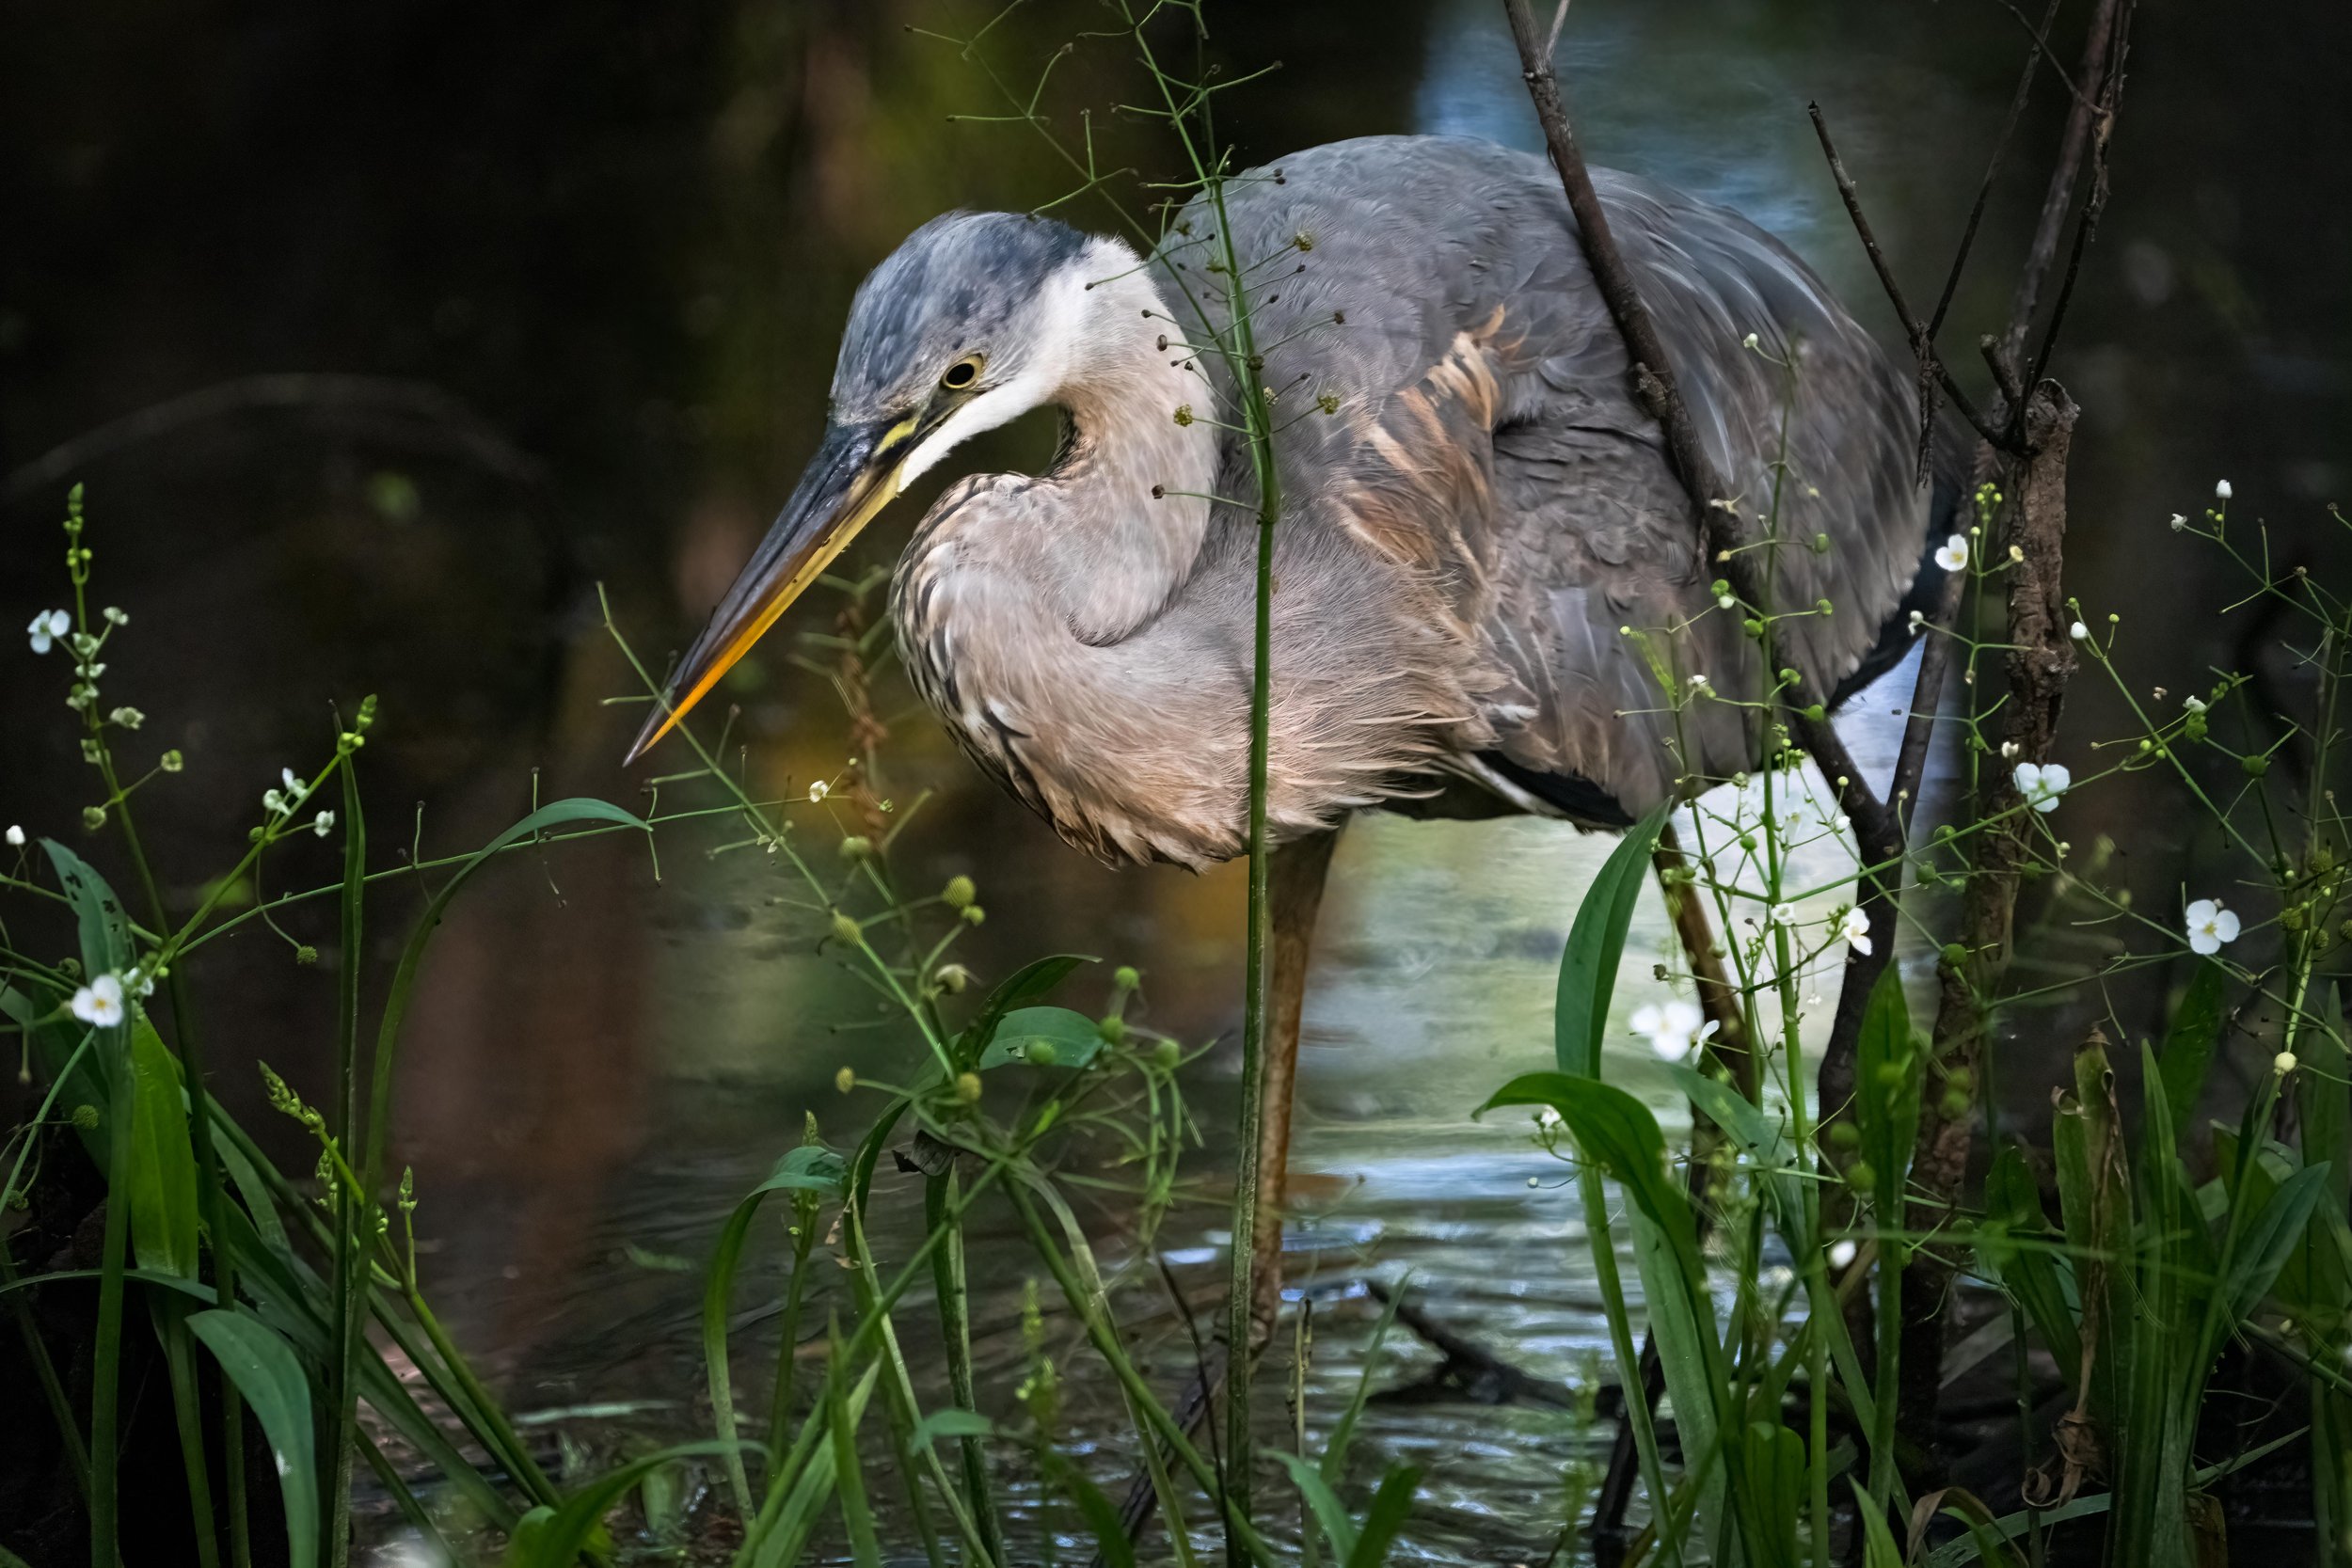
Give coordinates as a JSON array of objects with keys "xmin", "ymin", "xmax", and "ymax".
[
  {"xmin": 909, "ymin": 1407, "xmax": 993, "ymax": 1449},
  {"xmin": 41, "ymin": 839, "xmax": 133, "ymax": 977},
  {"xmin": 1854, "ymin": 965, "xmax": 1919, "ymax": 1220},
  {"xmin": 826, "ymin": 1331, "xmax": 883, "ymax": 1568},
  {"xmin": 1275, "ymin": 1451, "xmax": 1359, "ymax": 1563},
  {"xmin": 1044, "ymin": 1449, "xmax": 1137, "ymax": 1568},
  {"xmin": 2223, "ymin": 1161, "xmax": 2332, "ymax": 1325},
  {"xmin": 501, "ymin": 1440, "xmax": 751, "ymax": 1568},
  {"xmin": 1853, "ymin": 1478, "xmax": 1905, "ymax": 1568},
  {"xmin": 126, "ymin": 1014, "xmax": 200, "ymax": 1279},
  {"xmin": 952, "ymin": 953, "xmax": 1094, "ymax": 1066},
  {"xmin": 977, "ymin": 1006, "xmax": 1107, "ymax": 1070},
  {"xmin": 187, "ymin": 1310, "xmax": 319, "ymax": 1568},
  {"xmin": 1343, "ymin": 1465, "xmax": 1422, "ymax": 1568},
  {"xmin": 704, "ymin": 1144, "xmax": 847, "ymax": 1514},
  {"xmin": 1552, "ymin": 804, "xmax": 1667, "ymax": 1078},
  {"xmin": 1981, "ymin": 1147, "xmax": 2079, "ymax": 1374},
  {"xmin": 2156, "ymin": 961, "xmax": 2228, "ymax": 1144}
]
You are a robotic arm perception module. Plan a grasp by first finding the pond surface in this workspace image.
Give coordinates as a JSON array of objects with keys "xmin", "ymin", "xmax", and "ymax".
[{"xmin": 3, "ymin": 0, "xmax": 2345, "ymax": 1561}]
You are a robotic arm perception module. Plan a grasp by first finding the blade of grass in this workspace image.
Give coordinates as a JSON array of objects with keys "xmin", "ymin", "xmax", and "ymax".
[
  {"xmin": 828, "ymin": 1322, "xmax": 886, "ymax": 1568},
  {"xmin": 188, "ymin": 1308, "xmax": 320, "ymax": 1568}
]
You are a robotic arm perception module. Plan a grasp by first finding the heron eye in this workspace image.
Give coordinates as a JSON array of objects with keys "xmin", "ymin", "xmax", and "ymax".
[{"xmin": 940, "ymin": 356, "xmax": 982, "ymax": 390}]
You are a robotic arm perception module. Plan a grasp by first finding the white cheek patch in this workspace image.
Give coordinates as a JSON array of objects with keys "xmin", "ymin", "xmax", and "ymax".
[{"xmin": 896, "ymin": 260, "xmax": 1097, "ymax": 486}]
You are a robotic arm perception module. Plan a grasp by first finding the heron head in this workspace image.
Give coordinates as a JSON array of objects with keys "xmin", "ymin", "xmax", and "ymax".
[{"xmin": 626, "ymin": 211, "xmax": 1105, "ymax": 763}]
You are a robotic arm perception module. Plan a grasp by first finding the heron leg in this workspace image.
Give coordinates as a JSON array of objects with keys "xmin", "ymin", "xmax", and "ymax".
[{"xmin": 1247, "ymin": 822, "xmax": 1343, "ymax": 1354}]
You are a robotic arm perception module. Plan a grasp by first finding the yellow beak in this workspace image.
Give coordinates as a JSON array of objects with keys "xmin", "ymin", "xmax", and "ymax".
[{"xmin": 625, "ymin": 415, "xmax": 913, "ymax": 765}]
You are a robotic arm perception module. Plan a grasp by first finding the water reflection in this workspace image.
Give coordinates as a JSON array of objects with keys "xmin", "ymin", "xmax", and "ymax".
[{"xmin": 3, "ymin": 0, "xmax": 2346, "ymax": 1559}]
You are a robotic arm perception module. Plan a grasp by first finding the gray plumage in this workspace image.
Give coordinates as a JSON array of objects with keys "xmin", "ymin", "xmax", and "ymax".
[{"xmin": 801, "ymin": 136, "xmax": 1948, "ymax": 867}]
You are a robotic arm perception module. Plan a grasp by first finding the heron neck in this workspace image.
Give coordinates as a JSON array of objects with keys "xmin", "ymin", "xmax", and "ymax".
[{"xmin": 1024, "ymin": 253, "xmax": 1219, "ymax": 644}]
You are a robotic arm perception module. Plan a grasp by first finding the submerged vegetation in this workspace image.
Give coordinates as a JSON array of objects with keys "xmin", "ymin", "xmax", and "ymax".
[{"xmin": 6, "ymin": 4, "xmax": 2351, "ymax": 1568}]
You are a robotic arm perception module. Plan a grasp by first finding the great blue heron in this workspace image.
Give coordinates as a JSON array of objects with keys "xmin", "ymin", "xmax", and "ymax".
[{"xmin": 628, "ymin": 135, "xmax": 1956, "ymax": 1347}]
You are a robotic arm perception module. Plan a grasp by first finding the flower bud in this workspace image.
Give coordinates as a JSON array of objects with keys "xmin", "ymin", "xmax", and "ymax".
[
  {"xmin": 160, "ymin": 749, "xmax": 184, "ymax": 773},
  {"xmin": 82, "ymin": 805, "xmax": 106, "ymax": 831},
  {"xmin": 2275, "ymin": 1051, "xmax": 2298, "ymax": 1077},
  {"xmin": 933, "ymin": 963, "xmax": 973, "ymax": 994},
  {"xmin": 961, "ymin": 904, "xmax": 986, "ymax": 927},
  {"xmin": 830, "ymin": 911, "xmax": 863, "ymax": 945}
]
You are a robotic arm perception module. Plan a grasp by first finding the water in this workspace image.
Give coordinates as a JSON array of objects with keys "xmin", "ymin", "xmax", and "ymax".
[{"xmin": 3, "ymin": 0, "xmax": 2346, "ymax": 1560}]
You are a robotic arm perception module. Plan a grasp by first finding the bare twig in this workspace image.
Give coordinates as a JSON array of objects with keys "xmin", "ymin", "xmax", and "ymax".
[
  {"xmin": 1496, "ymin": 0, "xmax": 1902, "ymax": 888},
  {"xmin": 1927, "ymin": 0, "xmax": 2063, "ymax": 341},
  {"xmin": 1806, "ymin": 102, "xmax": 2009, "ymax": 467},
  {"xmin": 1999, "ymin": 0, "xmax": 2125, "ymax": 368}
]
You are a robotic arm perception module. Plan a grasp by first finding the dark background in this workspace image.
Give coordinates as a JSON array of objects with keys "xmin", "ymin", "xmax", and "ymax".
[{"xmin": 2, "ymin": 0, "xmax": 2347, "ymax": 1532}]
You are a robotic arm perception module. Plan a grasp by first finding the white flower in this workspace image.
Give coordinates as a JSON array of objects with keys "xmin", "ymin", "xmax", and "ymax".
[
  {"xmin": 5, "ymin": 825, "xmax": 23, "ymax": 847},
  {"xmin": 102, "ymin": 606, "xmax": 128, "ymax": 626},
  {"xmin": 2183, "ymin": 695, "xmax": 2207, "ymax": 714},
  {"xmin": 1907, "ymin": 610, "xmax": 1925, "ymax": 636},
  {"xmin": 1534, "ymin": 1105, "xmax": 1563, "ymax": 1130},
  {"xmin": 2013, "ymin": 761, "xmax": 2070, "ymax": 813},
  {"xmin": 2215, "ymin": 479, "xmax": 2233, "ymax": 499},
  {"xmin": 1741, "ymin": 331, "xmax": 1760, "ymax": 350},
  {"xmin": 2169, "ymin": 513, "xmax": 2187, "ymax": 532},
  {"xmin": 1837, "ymin": 906, "xmax": 1873, "ymax": 957},
  {"xmin": 2069, "ymin": 621, "xmax": 2089, "ymax": 641},
  {"xmin": 108, "ymin": 706, "xmax": 144, "ymax": 730},
  {"xmin": 2275, "ymin": 1051, "xmax": 2298, "ymax": 1077},
  {"xmin": 26, "ymin": 609, "xmax": 71, "ymax": 655},
  {"xmin": 262, "ymin": 788, "xmax": 288, "ymax": 816},
  {"xmin": 281, "ymin": 768, "xmax": 307, "ymax": 800},
  {"xmin": 1717, "ymin": 593, "xmax": 1737, "ymax": 610},
  {"xmin": 2185, "ymin": 898, "xmax": 2240, "ymax": 956},
  {"xmin": 807, "ymin": 780, "xmax": 830, "ymax": 803},
  {"xmin": 122, "ymin": 964, "xmax": 158, "ymax": 999},
  {"xmin": 1630, "ymin": 999, "xmax": 1719, "ymax": 1062},
  {"xmin": 1768, "ymin": 903, "xmax": 1797, "ymax": 927},
  {"xmin": 1827, "ymin": 1239, "xmax": 1858, "ymax": 1270},
  {"xmin": 1934, "ymin": 534, "xmax": 1968, "ymax": 573},
  {"xmin": 312, "ymin": 811, "xmax": 336, "ymax": 839},
  {"xmin": 1687, "ymin": 673, "xmax": 1712, "ymax": 694},
  {"xmin": 2000, "ymin": 740, "xmax": 2021, "ymax": 760},
  {"xmin": 70, "ymin": 974, "xmax": 125, "ymax": 1028}
]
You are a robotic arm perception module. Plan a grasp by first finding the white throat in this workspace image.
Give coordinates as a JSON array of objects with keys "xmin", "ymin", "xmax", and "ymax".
[{"xmin": 901, "ymin": 237, "xmax": 1220, "ymax": 643}]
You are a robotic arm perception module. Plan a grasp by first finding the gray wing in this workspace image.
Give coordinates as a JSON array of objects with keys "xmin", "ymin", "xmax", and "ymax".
[{"xmin": 1170, "ymin": 135, "xmax": 1935, "ymax": 818}]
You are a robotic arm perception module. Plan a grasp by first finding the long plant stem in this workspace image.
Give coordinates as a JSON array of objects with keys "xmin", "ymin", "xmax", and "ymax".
[
  {"xmin": 926, "ymin": 1170, "xmax": 1003, "ymax": 1562},
  {"xmin": 93, "ymin": 732, "xmax": 252, "ymax": 1564},
  {"xmin": 89, "ymin": 1022, "xmax": 134, "ymax": 1568},
  {"xmin": 326, "ymin": 759, "xmax": 367, "ymax": 1567}
]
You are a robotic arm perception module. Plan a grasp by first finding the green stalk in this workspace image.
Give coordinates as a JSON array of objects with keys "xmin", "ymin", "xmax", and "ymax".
[
  {"xmin": 153, "ymin": 1294, "xmax": 223, "ymax": 1568},
  {"xmin": 325, "ymin": 759, "xmax": 367, "ymax": 1567},
  {"xmin": 763, "ymin": 1187, "xmax": 820, "ymax": 1491},
  {"xmin": 1578, "ymin": 1165, "xmax": 1683, "ymax": 1568},
  {"xmin": 89, "ymin": 1021, "xmax": 135, "ymax": 1568},
  {"xmin": 1007, "ymin": 1183, "xmax": 1281, "ymax": 1568},
  {"xmin": 840, "ymin": 1201, "xmax": 946, "ymax": 1568},
  {"xmin": 925, "ymin": 1170, "xmax": 1003, "ymax": 1562},
  {"xmin": 93, "ymin": 738, "xmax": 251, "ymax": 1562}
]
